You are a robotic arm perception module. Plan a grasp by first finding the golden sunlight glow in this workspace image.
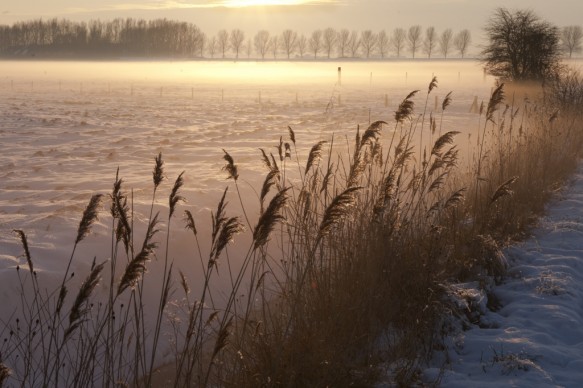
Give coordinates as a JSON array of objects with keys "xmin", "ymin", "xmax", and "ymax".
[{"xmin": 221, "ymin": 0, "xmax": 309, "ymax": 7}]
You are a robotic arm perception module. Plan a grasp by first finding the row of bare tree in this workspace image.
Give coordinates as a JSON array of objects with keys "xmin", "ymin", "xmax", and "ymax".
[
  {"xmin": 0, "ymin": 18, "xmax": 581, "ymax": 60},
  {"xmin": 247, "ymin": 27, "xmax": 472, "ymax": 59}
]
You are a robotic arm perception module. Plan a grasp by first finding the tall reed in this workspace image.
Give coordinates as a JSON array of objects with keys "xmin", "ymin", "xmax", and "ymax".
[{"xmin": 2, "ymin": 70, "xmax": 583, "ymax": 387}]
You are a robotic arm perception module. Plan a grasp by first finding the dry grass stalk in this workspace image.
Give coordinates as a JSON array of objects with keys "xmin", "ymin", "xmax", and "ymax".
[
  {"xmin": 184, "ymin": 209, "xmax": 198, "ymax": 236},
  {"xmin": 169, "ymin": 171, "xmax": 186, "ymax": 218},
  {"xmin": 222, "ymin": 149, "xmax": 239, "ymax": 180},
  {"xmin": 486, "ymin": 83, "xmax": 505, "ymax": 123},
  {"xmin": 66, "ymin": 261, "xmax": 106, "ymax": 338},
  {"xmin": 13, "ymin": 229, "xmax": 33, "ymax": 274},
  {"xmin": 259, "ymin": 148, "xmax": 272, "ymax": 170},
  {"xmin": 211, "ymin": 217, "xmax": 244, "ymax": 263},
  {"xmin": 431, "ymin": 131, "xmax": 460, "ymax": 157},
  {"xmin": 260, "ymin": 169, "xmax": 281, "ymax": 214},
  {"xmin": 288, "ymin": 125, "xmax": 296, "ymax": 145},
  {"xmin": 117, "ymin": 244, "xmax": 153, "ymax": 296},
  {"xmin": 305, "ymin": 140, "xmax": 327, "ymax": 175},
  {"xmin": 317, "ymin": 186, "xmax": 362, "ymax": 242},
  {"xmin": 153, "ymin": 152, "xmax": 164, "ymax": 188},
  {"xmin": 254, "ymin": 187, "xmax": 289, "ymax": 250},
  {"xmin": 360, "ymin": 121, "xmax": 387, "ymax": 148},
  {"xmin": 395, "ymin": 91, "xmax": 419, "ymax": 123},
  {"xmin": 442, "ymin": 91, "xmax": 453, "ymax": 111},
  {"xmin": 75, "ymin": 194, "xmax": 103, "ymax": 245},
  {"xmin": 428, "ymin": 76, "xmax": 438, "ymax": 94},
  {"xmin": 491, "ymin": 176, "xmax": 519, "ymax": 204}
]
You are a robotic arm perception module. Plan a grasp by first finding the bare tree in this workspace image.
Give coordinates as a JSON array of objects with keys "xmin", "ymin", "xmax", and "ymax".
[
  {"xmin": 269, "ymin": 35, "xmax": 279, "ymax": 59},
  {"xmin": 482, "ymin": 8, "xmax": 561, "ymax": 80},
  {"xmin": 360, "ymin": 30, "xmax": 377, "ymax": 58},
  {"xmin": 281, "ymin": 29, "xmax": 298, "ymax": 59},
  {"xmin": 297, "ymin": 34, "xmax": 307, "ymax": 58},
  {"xmin": 337, "ymin": 28, "xmax": 350, "ymax": 57},
  {"xmin": 217, "ymin": 29, "xmax": 229, "ymax": 58},
  {"xmin": 322, "ymin": 27, "xmax": 337, "ymax": 58},
  {"xmin": 454, "ymin": 29, "xmax": 471, "ymax": 58},
  {"xmin": 207, "ymin": 35, "xmax": 217, "ymax": 58},
  {"xmin": 391, "ymin": 28, "xmax": 406, "ymax": 57},
  {"xmin": 377, "ymin": 30, "xmax": 389, "ymax": 58},
  {"xmin": 230, "ymin": 29, "xmax": 245, "ymax": 59},
  {"xmin": 245, "ymin": 38, "xmax": 252, "ymax": 58},
  {"xmin": 254, "ymin": 30, "xmax": 270, "ymax": 59},
  {"xmin": 198, "ymin": 32, "xmax": 208, "ymax": 58},
  {"xmin": 423, "ymin": 26, "xmax": 437, "ymax": 58},
  {"xmin": 408, "ymin": 25, "xmax": 422, "ymax": 58},
  {"xmin": 309, "ymin": 29, "xmax": 322, "ymax": 59},
  {"xmin": 348, "ymin": 30, "xmax": 360, "ymax": 57},
  {"xmin": 562, "ymin": 25, "xmax": 583, "ymax": 58},
  {"xmin": 439, "ymin": 28, "xmax": 453, "ymax": 58}
]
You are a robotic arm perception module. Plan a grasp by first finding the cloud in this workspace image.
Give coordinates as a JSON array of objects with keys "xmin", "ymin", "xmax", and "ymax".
[{"xmin": 66, "ymin": 0, "xmax": 339, "ymax": 13}]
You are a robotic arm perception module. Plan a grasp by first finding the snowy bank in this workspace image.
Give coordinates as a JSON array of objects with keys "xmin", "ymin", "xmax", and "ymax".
[{"xmin": 427, "ymin": 165, "xmax": 583, "ymax": 387}]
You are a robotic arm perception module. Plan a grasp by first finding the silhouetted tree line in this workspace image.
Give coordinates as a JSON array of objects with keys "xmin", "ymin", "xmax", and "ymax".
[
  {"xmin": 0, "ymin": 17, "xmax": 580, "ymax": 60},
  {"xmin": 0, "ymin": 18, "xmax": 205, "ymax": 57}
]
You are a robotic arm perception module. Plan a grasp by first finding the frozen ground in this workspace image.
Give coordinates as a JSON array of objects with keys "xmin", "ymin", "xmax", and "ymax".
[
  {"xmin": 2, "ymin": 60, "xmax": 583, "ymax": 385},
  {"xmin": 0, "ymin": 60, "xmax": 493, "ymax": 291},
  {"xmin": 423, "ymin": 165, "xmax": 583, "ymax": 387}
]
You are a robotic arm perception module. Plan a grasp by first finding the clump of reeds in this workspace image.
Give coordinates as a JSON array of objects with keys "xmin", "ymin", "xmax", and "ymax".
[{"xmin": 3, "ymin": 69, "xmax": 583, "ymax": 388}]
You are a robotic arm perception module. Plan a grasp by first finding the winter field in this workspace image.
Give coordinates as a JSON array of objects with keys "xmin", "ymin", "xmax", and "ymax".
[
  {"xmin": 1, "ymin": 59, "xmax": 583, "ymax": 386},
  {"xmin": 0, "ymin": 59, "xmax": 494, "ymax": 293}
]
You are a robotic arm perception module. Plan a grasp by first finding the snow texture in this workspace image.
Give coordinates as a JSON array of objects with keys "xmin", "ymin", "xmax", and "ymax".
[{"xmin": 429, "ymin": 166, "xmax": 583, "ymax": 387}]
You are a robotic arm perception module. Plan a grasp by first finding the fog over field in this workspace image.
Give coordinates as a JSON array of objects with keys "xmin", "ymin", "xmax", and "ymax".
[
  {"xmin": 0, "ymin": 59, "xmax": 495, "ymax": 287},
  {"xmin": 2, "ymin": 58, "xmax": 583, "ymax": 386}
]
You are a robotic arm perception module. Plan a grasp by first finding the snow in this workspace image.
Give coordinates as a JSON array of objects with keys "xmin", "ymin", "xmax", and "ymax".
[
  {"xmin": 2, "ymin": 60, "xmax": 583, "ymax": 385},
  {"xmin": 0, "ymin": 60, "xmax": 494, "ymax": 294},
  {"xmin": 429, "ymin": 166, "xmax": 583, "ymax": 387}
]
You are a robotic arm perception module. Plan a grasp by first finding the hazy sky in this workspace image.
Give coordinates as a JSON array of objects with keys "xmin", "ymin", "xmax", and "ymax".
[{"xmin": 1, "ymin": 0, "xmax": 581, "ymax": 45}]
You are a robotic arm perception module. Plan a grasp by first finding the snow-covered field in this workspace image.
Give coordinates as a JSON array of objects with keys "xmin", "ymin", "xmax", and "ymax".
[
  {"xmin": 2, "ymin": 59, "xmax": 583, "ymax": 385},
  {"xmin": 0, "ymin": 60, "xmax": 493, "ymax": 291},
  {"xmin": 423, "ymin": 166, "xmax": 583, "ymax": 386}
]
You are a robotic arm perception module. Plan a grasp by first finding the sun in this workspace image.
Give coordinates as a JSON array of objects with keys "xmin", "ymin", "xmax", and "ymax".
[{"xmin": 221, "ymin": 0, "xmax": 308, "ymax": 7}]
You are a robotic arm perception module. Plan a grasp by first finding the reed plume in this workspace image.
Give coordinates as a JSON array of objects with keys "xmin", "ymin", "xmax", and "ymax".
[
  {"xmin": 222, "ymin": 149, "xmax": 239, "ymax": 181},
  {"xmin": 360, "ymin": 121, "xmax": 387, "ymax": 148},
  {"xmin": 66, "ymin": 261, "xmax": 105, "ymax": 337},
  {"xmin": 211, "ymin": 317, "xmax": 233, "ymax": 362},
  {"xmin": 443, "ymin": 188, "xmax": 466, "ymax": 210},
  {"xmin": 118, "ymin": 214, "xmax": 159, "ymax": 295},
  {"xmin": 491, "ymin": 176, "xmax": 518, "ymax": 204},
  {"xmin": 395, "ymin": 91, "xmax": 419, "ymax": 124},
  {"xmin": 211, "ymin": 216, "xmax": 244, "ymax": 265},
  {"xmin": 153, "ymin": 152, "xmax": 164, "ymax": 189},
  {"xmin": 259, "ymin": 148, "xmax": 272, "ymax": 170},
  {"xmin": 486, "ymin": 83, "xmax": 505, "ymax": 124},
  {"xmin": 317, "ymin": 186, "xmax": 362, "ymax": 242},
  {"xmin": 117, "ymin": 244, "xmax": 154, "ymax": 296},
  {"xmin": 260, "ymin": 168, "xmax": 281, "ymax": 214},
  {"xmin": 428, "ymin": 76, "xmax": 438, "ymax": 94},
  {"xmin": 431, "ymin": 131, "xmax": 460, "ymax": 157},
  {"xmin": 442, "ymin": 91, "xmax": 453, "ymax": 111},
  {"xmin": 211, "ymin": 188, "xmax": 229, "ymax": 245},
  {"xmin": 13, "ymin": 229, "xmax": 33, "ymax": 275},
  {"xmin": 305, "ymin": 140, "xmax": 327, "ymax": 175},
  {"xmin": 288, "ymin": 125, "xmax": 296, "ymax": 145},
  {"xmin": 254, "ymin": 187, "xmax": 289, "ymax": 250},
  {"xmin": 184, "ymin": 209, "xmax": 198, "ymax": 236},
  {"xmin": 277, "ymin": 136, "xmax": 284, "ymax": 162},
  {"xmin": 56, "ymin": 285, "xmax": 68, "ymax": 314},
  {"xmin": 169, "ymin": 171, "xmax": 185, "ymax": 218},
  {"xmin": 75, "ymin": 194, "xmax": 103, "ymax": 245}
]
